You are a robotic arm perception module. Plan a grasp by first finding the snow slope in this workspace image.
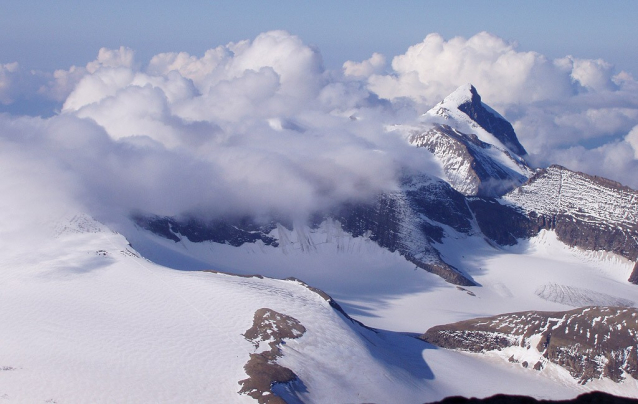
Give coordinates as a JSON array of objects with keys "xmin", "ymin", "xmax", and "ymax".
[
  {"xmin": 421, "ymin": 84, "xmax": 530, "ymax": 179},
  {"xmin": 123, "ymin": 217, "xmax": 637, "ymax": 336},
  {"xmin": 0, "ymin": 208, "xmax": 596, "ymax": 403}
]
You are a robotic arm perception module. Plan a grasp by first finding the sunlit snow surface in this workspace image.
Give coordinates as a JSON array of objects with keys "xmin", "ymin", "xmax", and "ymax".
[
  {"xmin": 0, "ymin": 212, "xmax": 592, "ymax": 403},
  {"xmin": 2, "ymin": 204, "xmax": 637, "ymax": 402},
  {"xmin": 123, "ymin": 219, "xmax": 636, "ymax": 330},
  {"xmin": 118, "ymin": 218, "xmax": 638, "ymax": 398}
]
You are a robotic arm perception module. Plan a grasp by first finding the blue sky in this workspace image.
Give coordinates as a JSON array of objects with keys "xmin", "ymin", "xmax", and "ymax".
[{"xmin": 2, "ymin": 0, "xmax": 637, "ymax": 74}]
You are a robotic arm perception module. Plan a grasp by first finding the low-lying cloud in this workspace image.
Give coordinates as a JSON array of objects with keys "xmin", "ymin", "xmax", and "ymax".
[
  {"xmin": 0, "ymin": 31, "xmax": 438, "ymax": 224},
  {"xmin": 0, "ymin": 30, "xmax": 637, "ymax": 226}
]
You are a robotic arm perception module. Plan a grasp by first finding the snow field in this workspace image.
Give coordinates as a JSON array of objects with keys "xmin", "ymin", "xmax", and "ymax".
[{"xmin": 0, "ymin": 211, "xmax": 595, "ymax": 403}]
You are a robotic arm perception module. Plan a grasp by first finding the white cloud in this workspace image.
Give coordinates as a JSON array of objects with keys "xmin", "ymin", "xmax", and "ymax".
[
  {"xmin": 0, "ymin": 62, "xmax": 20, "ymax": 104},
  {"xmin": 343, "ymin": 53, "xmax": 386, "ymax": 77},
  {"xmin": 1, "ymin": 29, "xmax": 637, "ymax": 226},
  {"xmin": 627, "ymin": 125, "xmax": 638, "ymax": 159},
  {"xmin": 87, "ymin": 46, "xmax": 136, "ymax": 73},
  {"xmin": 568, "ymin": 57, "xmax": 617, "ymax": 92},
  {"xmin": 0, "ymin": 31, "xmax": 440, "ymax": 224},
  {"xmin": 361, "ymin": 32, "xmax": 574, "ymax": 107},
  {"xmin": 37, "ymin": 47, "xmax": 136, "ymax": 104}
]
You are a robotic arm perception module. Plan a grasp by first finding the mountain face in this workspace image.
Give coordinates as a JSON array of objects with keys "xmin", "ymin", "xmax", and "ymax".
[
  {"xmin": 408, "ymin": 84, "xmax": 532, "ymax": 197},
  {"xmin": 421, "ymin": 306, "xmax": 638, "ymax": 384},
  {"xmin": 132, "ymin": 84, "xmax": 638, "ymax": 287},
  {"xmin": 134, "ymin": 174, "xmax": 478, "ymax": 286},
  {"xmin": 425, "ymin": 84, "xmax": 527, "ymax": 157},
  {"xmin": 408, "ymin": 124, "xmax": 530, "ymax": 196},
  {"xmin": 504, "ymin": 165, "xmax": 638, "ymax": 283},
  {"xmin": 456, "ymin": 84, "xmax": 528, "ymax": 156}
]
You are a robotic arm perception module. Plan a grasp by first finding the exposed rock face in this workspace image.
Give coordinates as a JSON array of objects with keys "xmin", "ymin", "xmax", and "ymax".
[
  {"xmin": 424, "ymin": 84, "xmax": 527, "ymax": 157},
  {"xmin": 421, "ymin": 307, "xmax": 638, "ymax": 384},
  {"xmin": 467, "ymin": 197, "xmax": 539, "ymax": 246},
  {"xmin": 133, "ymin": 174, "xmax": 478, "ymax": 286},
  {"xmin": 132, "ymin": 214, "xmax": 279, "ymax": 247},
  {"xmin": 408, "ymin": 124, "xmax": 528, "ymax": 196},
  {"xmin": 238, "ymin": 308, "xmax": 306, "ymax": 404},
  {"xmin": 456, "ymin": 85, "xmax": 527, "ymax": 156},
  {"xmin": 331, "ymin": 175, "xmax": 475, "ymax": 286},
  {"xmin": 504, "ymin": 165, "xmax": 638, "ymax": 282},
  {"xmin": 413, "ymin": 85, "xmax": 532, "ymax": 198},
  {"xmin": 630, "ymin": 262, "xmax": 638, "ymax": 284}
]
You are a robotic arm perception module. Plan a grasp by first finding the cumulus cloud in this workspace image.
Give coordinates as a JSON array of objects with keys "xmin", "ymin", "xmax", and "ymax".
[
  {"xmin": 2, "ymin": 29, "xmax": 638, "ymax": 227},
  {"xmin": 0, "ymin": 31, "xmax": 439, "ymax": 225},
  {"xmin": 343, "ymin": 53, "xmax": 386, "ymax": 77},
  {"xmin": 0, "ymin": 62, "xmax": 20, "ymax": 104},
  {"xmin": 360, "ymin": 32, "xmax": 575, "ymax": 107},
  {"xmin": 342, "ymin": 31, "xmax": 638, "ymax": 188}
]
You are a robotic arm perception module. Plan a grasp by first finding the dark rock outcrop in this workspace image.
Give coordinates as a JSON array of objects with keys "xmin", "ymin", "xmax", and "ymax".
[
  {"xmin": 630, "ymin": 262, "xmax": 638, "ymax": 284},
  {"xmin": 239, "ymin": 308, "xmax": 306, "ymax": 404},
  {"xmin": 421, "ymin": 306, "xmax": 638, "ymax": 384},
  {"xmin": 429, "ymin": 391, "xmax": 638, "ymax": 404},
  {"xmin": 132, "ymin": 214, "xmax": 280, "ymax": 247},
  {"xmin": 468, "ymin": 197, "xmax": 539, "ymax": 246}
]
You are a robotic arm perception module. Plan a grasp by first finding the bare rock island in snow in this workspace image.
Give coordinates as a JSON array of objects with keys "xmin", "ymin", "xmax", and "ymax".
[{"xmin": 239, "ymin": 308, "xmax": 306, "ymax": 404}]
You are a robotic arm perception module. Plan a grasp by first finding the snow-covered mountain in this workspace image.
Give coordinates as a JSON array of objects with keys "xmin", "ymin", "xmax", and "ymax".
[
  {"xmin": 3, "ymin": 83, "xmax": 638, "ymax": 402},
  {"xmin": 409, "ymin": 84, "xmax": 532, "ymax": 196},
  {"xmin": 504, "ymin": 164, "xmax": 638, "ymax": 283},
  {"xmin": 1, "ymin": 212, "xmax": 599, "ymax": 403}
]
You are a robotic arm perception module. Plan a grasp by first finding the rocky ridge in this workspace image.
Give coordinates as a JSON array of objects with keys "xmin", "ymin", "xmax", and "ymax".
[
  {"xmin": 408, "ymin": 124, "xmax": 529, "ymax": 196},
  {"xmin": 421, "ymin": 306, "xmax": 638, "ymax": 384},
  {"xmin": 411, "ymin": 84, "xmax": 531, "ymax": 197},
  {"xmin": 504, "ymin": 165, "xmax": 638, "ymax": 283}
]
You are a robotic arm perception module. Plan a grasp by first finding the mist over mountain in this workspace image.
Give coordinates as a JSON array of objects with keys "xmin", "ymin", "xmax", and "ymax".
[
  {"xmin": 0, "ymin": 31, "xmax": 637, "ymax": 228},
  {"xmin": 1, "ymin": 30, "xmax": 638, "ymax": 403}
]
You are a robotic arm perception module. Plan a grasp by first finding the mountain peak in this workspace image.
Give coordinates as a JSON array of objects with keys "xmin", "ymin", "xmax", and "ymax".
[
  {"xmin": 441, "ymin": 83, "xmax": 478, "ymax": 107},
  {"xmin": 429, "ymin": 84, "xmax": 528, "ymax": 156}
]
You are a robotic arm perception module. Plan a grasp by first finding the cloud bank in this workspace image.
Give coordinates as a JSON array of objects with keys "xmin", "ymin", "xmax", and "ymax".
[
  {"xmin": 0, "ymin": 30, "xmax": 637, "ymax": 226},
  {"xmin": 0, "ymin": 31, "xmax": 437, "ymax": 224},
  {"xmin": 345, "ymin": 32, "xmax": 638, "ymax": 187}
]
